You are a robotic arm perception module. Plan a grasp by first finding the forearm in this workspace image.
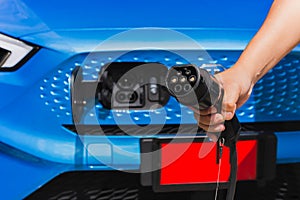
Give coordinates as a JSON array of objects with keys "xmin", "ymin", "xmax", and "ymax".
[
  {"xmin": 233, "ymin": 0, "xmax": 300, "ymax": 84},
  {"xmin": 196, "ymin": 0, "xmax": 300, "ymax": 130}
]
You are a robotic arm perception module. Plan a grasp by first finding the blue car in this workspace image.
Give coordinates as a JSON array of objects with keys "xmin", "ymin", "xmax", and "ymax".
[{"xmin": 1, "ymin": 0, "xmax": 300, "ymax": 199}]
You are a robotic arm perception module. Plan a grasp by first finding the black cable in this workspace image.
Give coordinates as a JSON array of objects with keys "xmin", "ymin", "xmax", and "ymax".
[
  {"xmin": 226, "ymin": 142, "xmax": 238, "ymax": 200},
  {"xmin": 165, "ymin": 64, "xmax": 240, "ymax": 200}
]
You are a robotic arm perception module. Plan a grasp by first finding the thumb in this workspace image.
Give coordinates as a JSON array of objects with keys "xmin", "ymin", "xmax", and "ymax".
[
  {"xmin": 215, "ymin": 74, "xmax": 239, "ymax": 120},
  {"xmin": 222, "ymin": 86, "xmax": 239, "ymax": 120}
]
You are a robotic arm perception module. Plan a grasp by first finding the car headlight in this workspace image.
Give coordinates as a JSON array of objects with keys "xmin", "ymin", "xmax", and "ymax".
[{"xmin": 0, "ymin": 33, "xmax": 39, "ymax": 71}]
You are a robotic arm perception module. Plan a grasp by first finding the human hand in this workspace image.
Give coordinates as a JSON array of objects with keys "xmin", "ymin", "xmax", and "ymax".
[{"xmin": 193, "ymin": 65, "xmax": 254, "ymax": 133}]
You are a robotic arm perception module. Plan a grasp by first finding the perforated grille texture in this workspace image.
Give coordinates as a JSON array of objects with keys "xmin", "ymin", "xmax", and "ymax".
[
  {"xmin": 26, "ymin": 164, "xmax": 300, "ymax": 200},
  {"xmin": 39, "ymin": 50, "xmax": 300, "ymax": 125},
  {"xmin": 25, "ymin": 171, "xmax": 192, "ymax": 200}
]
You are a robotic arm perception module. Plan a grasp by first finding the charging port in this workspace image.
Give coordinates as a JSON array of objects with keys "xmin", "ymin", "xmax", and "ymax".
[
  {"xmin": 70, "ymin": 62, "xmax": 170, "ymax": 123},
  {"xmin": 97, "ymin": 62, "xmax": 170, "ymax": 110}
]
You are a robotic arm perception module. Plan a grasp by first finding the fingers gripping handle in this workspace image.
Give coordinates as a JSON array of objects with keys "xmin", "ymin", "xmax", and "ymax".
[{"xmin": 217, "ymin": 89, "xmax": 241, "ymax": 147}]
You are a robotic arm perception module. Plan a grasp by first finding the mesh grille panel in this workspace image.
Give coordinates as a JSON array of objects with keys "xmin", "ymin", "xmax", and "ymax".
[
  {"xmin": 25, "ymin": 171, "xmax": 191, "ymax": 200},
  {"xmin": 26, "ymin": 164, "xmax": 300, "ymax": 200},
  {"xmin": 39, "ymin": 50, "xmax": 300, "ymax": 124},
  {"xmin": 84, "ymin": 188, "xmax": 138, "ymax": 200},
  {"xmin": 236, "ymin": 163, "xmax": 300, "ymax": 200},
  {"xmin": 47, "ymin": 188, "xmax": 138, "ymax": 200}
]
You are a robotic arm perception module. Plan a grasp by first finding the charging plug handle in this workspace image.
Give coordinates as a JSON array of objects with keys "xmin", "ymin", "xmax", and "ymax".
[
  {"xmin": 199, "ymin": 68, "xmax": 241, "ymax": 147},
  {"xmin": 166, "ymin": 65, "xmax": 240, "ymax": 146}
]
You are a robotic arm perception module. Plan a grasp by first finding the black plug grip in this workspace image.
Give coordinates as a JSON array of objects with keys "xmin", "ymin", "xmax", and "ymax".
[
  {"xmin": 216, "ymin": 89, "xmax": 241, "ymax": 147},
  {"xmin": 222, "ymin": 115, "xmax": 241, "ymax": 147},
  {"xmin": 166, "ymin": 64, "xmax": 240, "ymax": 146}
]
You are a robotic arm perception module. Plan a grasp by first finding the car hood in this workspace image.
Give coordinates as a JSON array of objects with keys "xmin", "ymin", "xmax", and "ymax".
[{"xmin": 0, "ymin": 0, "xmax": 273, "ymax": 52}]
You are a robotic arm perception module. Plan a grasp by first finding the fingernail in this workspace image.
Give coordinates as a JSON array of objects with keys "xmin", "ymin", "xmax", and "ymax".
[
  {"xmin": 225, "ymin": 112, "xmax": 233, "ymax": 120},
  {"xmin": 211, "ymin": 107, "xmax": 217, "ymax": 113},
  {"xmin": 217, "ymin": 125, "xmax": 225, "ymax": 132},
  {"xmin": 215, "ymin": 114, "xmax": 224, "ymax": 122},
  {"xmin": 207, "ymin": 133, "xmax": 218, "ymax": 142}
]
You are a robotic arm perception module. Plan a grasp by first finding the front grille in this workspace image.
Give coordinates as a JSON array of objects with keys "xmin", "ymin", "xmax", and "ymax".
[
  {"xmin": 236, "ymin": 163, "xmax": 300, "ymax": 200},
  {"xmin": 25, "ymin": 171, "xmax": 192, "ymax": 200},
  {"xmin": 63, "ymin": 124, "xmax": 203, "ymax": 135},
  {"xmin": 39, "ymin": 50, "xmax": 300, "ymax": 125},
  {"xmin": 26, "ymin": 164, "xmax": 300, "ymax": 200},
  {"xmin": 83, "ymin": 188, "xmax": 138, "ymax": 200},
  {"xmin": 48, "ymin": 188, "xmax": 138, "ymax": 200}
]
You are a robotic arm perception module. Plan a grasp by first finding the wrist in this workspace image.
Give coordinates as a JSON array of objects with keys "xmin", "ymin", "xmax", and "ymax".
[{"xmin": 230, "ymin": 61, "xmax": 258, "ymax": 86}]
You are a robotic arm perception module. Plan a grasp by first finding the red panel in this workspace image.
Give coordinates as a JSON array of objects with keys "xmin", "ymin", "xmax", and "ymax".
[
  {"xmin": 236, "ymin": 141, "xmax": 257, "ymax": 180},
  {"xmin": 160, "ymin": 140, "xmax": 257, "ymax": 185}
]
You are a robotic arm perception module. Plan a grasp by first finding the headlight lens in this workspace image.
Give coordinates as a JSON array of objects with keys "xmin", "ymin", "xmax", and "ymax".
[{"xmin": 0, "ymin": 33, "xmax": 38, "ymax": 71}]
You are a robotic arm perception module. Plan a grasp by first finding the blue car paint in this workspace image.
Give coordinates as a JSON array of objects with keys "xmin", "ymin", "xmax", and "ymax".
[
  {"xmin": 1, "ymin": 0, "xmax": 272, "ymax": 38},
  {"xmin": 0, "ymin": 0, "xmax": 299, "ymax": 199},
  {"xmin": 0, "ymin": 143, "xmax": 71, "ymax": 199}
]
